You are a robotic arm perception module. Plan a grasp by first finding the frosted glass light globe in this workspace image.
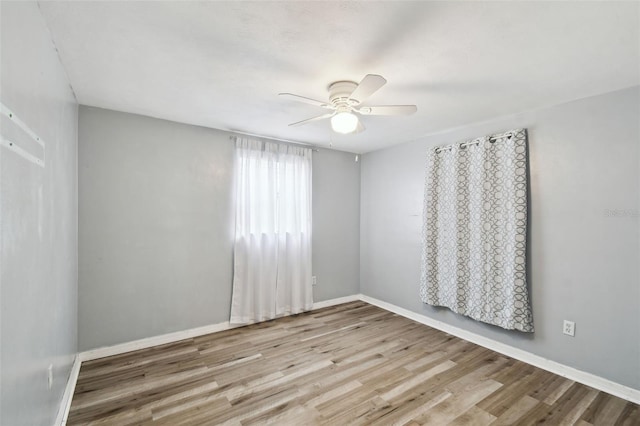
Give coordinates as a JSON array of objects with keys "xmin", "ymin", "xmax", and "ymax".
[{"xmin": 331, "ymin": 112, "xmax": 358, "ymax": 134}]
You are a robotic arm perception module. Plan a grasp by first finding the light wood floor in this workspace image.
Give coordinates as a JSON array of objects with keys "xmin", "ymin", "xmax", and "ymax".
[{"xmin": 69, "ymin": 301, "xmax": 639, "ymax": 425}]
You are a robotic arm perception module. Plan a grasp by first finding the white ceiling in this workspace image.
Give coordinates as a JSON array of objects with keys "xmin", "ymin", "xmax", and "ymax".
[{"xmin": 39, "ymin": 1, "xmax": 639, "ymax": 153}]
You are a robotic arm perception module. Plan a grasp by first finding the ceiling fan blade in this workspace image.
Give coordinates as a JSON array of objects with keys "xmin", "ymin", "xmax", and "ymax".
[
  {"xmin": 354, "ymin": 119, "xmax": 365, "ymax": 134},
  {"xmin": 279, "ymin": 93, "xmax": 331, "ymax": 109},
  {"xmin": 356, "ymin": 105, "xmax": 417, "ymax": 116},
  {"xmin": 288, "ymin": 112, "xmax": 334, "ymax": 127},
  {"xmin": 348, "ymin": 74, "xmax": 387, "ymax": 103}
]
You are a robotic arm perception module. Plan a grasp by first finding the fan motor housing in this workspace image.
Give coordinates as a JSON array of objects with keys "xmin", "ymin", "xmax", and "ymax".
[{"xmin": 329, "ymin": 81, "xmax": 359, "ymax": 107}]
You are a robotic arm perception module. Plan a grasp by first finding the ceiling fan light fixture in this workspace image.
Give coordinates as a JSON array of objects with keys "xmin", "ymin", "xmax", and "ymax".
[
  {"xmin": 331, "ymin": 112, "xmax": 359, "ymax": 134},
  {"xmin": 281, "ymin": 74, "xmax": 416, "ymax": 135}
]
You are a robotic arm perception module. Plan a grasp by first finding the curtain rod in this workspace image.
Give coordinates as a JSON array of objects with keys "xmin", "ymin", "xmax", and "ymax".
[
  {"xmin": 434, "ymin": 130, "xmax": 514, "ymax": 153},
  {"xmin": 229, "ymin": 130, "xmax": 320, "ymax": 152}
]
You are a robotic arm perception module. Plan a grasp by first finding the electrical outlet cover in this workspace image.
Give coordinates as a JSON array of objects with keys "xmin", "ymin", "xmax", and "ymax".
[
  {"xmin": 47, "ymin": 364, "xmax": 53, "ymax": 389},
  {"xmin": 563, "ymin": 320, "xmax": 575, "ymax": 337}
]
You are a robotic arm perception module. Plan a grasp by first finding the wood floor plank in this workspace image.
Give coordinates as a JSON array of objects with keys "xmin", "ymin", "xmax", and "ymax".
[
  {"xmin": 513, "ymin": 383, "xmax": 595, "ymax": 426},
  {"xmin": 449, "ymin": 405, "xmax": 496, "ymax": 426},
  {"xmin": 68, "ymin": 301, "xmax": 639, "ymax": 425},
  {"xmin": 368, "ymin": 390, "xmax": 452, "ymax": 426},
  {"xmin": 411, "ymin": 379, "xmax": 503, "ymax": 424},
  {"xmin": 489, "ymin": 394, "xmax": 540, "ymax": 425},
  {"xmin": 379, "ymin": 360, "xmax": 456, "ymax": 401},
  {"xmin": 478, "ymin": 368, "xmax": 549, "ymax": 417},
  {"xmin": 581, "ymin": 391, "xmax": 632, "ymax": 425},
  {"xmin": 557, "ymin": 387, "xmax": 599, "ymax": 426}
]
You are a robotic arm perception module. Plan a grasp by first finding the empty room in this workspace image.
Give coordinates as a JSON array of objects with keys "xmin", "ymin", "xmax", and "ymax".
[{"xmin": 1, "ymin": 1, "xmax": 639, "ymax": 425}]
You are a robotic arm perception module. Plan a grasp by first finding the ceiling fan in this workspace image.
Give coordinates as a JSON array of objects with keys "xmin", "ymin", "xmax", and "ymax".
[{"xmin": 279, "ymin": 74, "xmax": 417, "ymax": 135}]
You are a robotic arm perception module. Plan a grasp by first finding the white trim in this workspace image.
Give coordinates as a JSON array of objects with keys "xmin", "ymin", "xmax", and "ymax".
[
  {"xmin": 62, "ymin": 292, "xmax": 637, "ymax": 420},
  {"xmin": 312, "ymin": 294, "xmax": 361, "ymax": 310},
  {"xmin": 54, "ymin": 355, "xmax": 81, "ymax": 426},
  {"xmin": 79, "ymin": 295, "xmax": 360, "ymax": 362},
  {"xmin": 79, "ymin": 321, "xmax": 238, "ymax": 362},
  {"xmin": 61, "ymin": 296, "xmax": 360, "ymax": 422},
  {"xmin": 359, "ymin": 294, "xmax": 640, "ymax": 405}
]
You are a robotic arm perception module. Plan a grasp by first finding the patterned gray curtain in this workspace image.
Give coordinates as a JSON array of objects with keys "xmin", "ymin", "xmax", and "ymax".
[{"xmin": 420, "ymin": 128, "xmax": 534, "ymax": 332}]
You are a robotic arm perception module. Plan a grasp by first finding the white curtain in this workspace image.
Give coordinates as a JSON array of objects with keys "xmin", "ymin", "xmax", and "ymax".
[
  {"xmin": 420, "ymin": 129, "xmax": 534, "ymax": 332},
  {"xmin": 230, "ymin": 137, "xmax": 313, "ymax": 324}
]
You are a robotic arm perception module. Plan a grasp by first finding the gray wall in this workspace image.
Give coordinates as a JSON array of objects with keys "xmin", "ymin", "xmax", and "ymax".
[
  {"xmin": 312, "ymin": 149, "xmax": 360, "ymax": 301},
  {"xmin": 360, "ymin": 86, "xmax": 640, "ymax": 389},
  {"xmin": 78, "ymin": 107, "xmax": 234, "ymax": 351},
  {"xmin": 1, "ymin": 2, "xmax": 78, "ymax": 425},
  {"xmin": 78, "ymin": 106, "xmax": 361, "ymax": 350}
]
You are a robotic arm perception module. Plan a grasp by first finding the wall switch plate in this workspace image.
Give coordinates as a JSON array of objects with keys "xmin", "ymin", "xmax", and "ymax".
[
  {"xmin": 47, "ymin": 364, "xmax": 53, "ymax": 389},
  {"xmin": 312, "ymin": 276, "xmax": 317, "ymax": 286},
  {"xmin": 563, "ymin": 320, "xmax": 575, "ymax": 337}
]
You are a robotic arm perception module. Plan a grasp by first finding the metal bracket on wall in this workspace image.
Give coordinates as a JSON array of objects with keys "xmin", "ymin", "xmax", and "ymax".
[{"xmin": 0, "ymin": 102, "xmax": 45, "ymax": 167}]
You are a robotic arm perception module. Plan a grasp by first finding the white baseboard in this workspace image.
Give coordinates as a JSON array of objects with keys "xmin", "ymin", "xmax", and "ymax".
[
  {"xmin": 79, "ymin": 321, "xmax": 239, "ymax": 362},
  {"xmin": 312, "ymin": 294, "xmax": 361, "ymax": 310},
  {"xmin": 359, "ymin": 294, "xmax": 640, "ymax": 405},
  {"xmin": 55, "ymin": 355, "xmax": 81, "ymax": 426},
  {"xmin": 79, "ymin": 294, "xmax": 360, "ymax": 362},
  {"xmin": 64, "ymin": 291, "xmax": 637, "ymax": 421}
]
